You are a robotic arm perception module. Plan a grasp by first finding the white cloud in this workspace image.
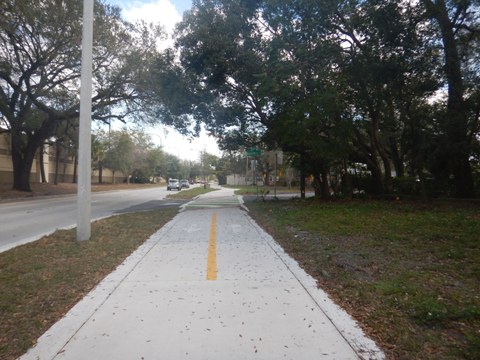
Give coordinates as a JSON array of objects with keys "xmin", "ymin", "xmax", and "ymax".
[
  {"xmin": 122, "ymin": 0, "xmax": 181, "ymax": 34},
  {"xmin": 110, "ymin": 0, "xmax": 221, "ymax": 160},
  {"xmin": 149, "ymin": 125, "xmax": 222, "ymax": 161}
]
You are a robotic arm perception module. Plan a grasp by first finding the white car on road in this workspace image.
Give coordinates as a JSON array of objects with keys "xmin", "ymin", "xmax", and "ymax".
[{"xmin": 167, "ymin": 179, "xmax": 181, "ymax": 191}]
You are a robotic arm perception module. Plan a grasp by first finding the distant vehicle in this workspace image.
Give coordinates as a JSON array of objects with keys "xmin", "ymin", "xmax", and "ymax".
[
  {"xmin": 167, "ymin": 179, "xmax": 181, "ymax": 191},
  {"xmin": 180, "ymin": 179, "xmax": 190, "ymax": 189}
]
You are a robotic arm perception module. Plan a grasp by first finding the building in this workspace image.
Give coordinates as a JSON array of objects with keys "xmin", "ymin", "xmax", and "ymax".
[{"xmin": 0, "ymin": 132, "xmax": 123, "ymax": 187}]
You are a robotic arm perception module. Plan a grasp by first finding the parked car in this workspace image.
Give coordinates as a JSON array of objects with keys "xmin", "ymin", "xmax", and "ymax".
[
  {"xmin": 180, "ymin": 179, "xmax": 190, "ymax": 188},
  {"xmin": 167, "ymin": 179, "xmax": 181, "ymax": 191}
]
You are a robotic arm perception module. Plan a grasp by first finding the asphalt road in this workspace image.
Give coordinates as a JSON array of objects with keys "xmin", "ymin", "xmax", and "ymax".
[{"xmin": 0, "ymin": 186, "xmax": 186, "ymax": 253}]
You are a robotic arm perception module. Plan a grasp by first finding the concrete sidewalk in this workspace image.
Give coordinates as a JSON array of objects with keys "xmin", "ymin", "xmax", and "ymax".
[{"xmin": 20, "ymin": 188, "xmax": 383, "ymax": 360}]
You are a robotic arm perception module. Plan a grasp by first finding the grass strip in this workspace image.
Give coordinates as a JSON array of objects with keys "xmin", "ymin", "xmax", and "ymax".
[
  {"xmin": 0, "ymin": 208, "xmax": 177, "ymax": 360},
  {"xmin": 246, "ymin": 199, "xmax": 480, "ymax": 360},
  {"xmin": 223, "ymin": 184, "xmax": 302, "ymax": 195},
  {"xmin": 166, "ymin": 186, "xmax": 218, "ymax": 199}
]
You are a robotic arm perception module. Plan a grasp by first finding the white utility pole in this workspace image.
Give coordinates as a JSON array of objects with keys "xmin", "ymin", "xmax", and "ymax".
[
  {"xmin": 77, "ymin": 0, "xmax": 94, "ymax": 241},
  {"xmin": 274, "ymin": 152, "xmax": 277, "ymax": 198}
]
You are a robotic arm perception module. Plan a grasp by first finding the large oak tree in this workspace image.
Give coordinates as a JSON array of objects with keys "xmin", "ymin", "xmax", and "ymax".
[
  {"xmin": 421, "ymin": 0, "xmax": 479, "ymax": 197},
  {"xmin": 0, "ymin": 0, "xmax": 162, "ymax": 191}
]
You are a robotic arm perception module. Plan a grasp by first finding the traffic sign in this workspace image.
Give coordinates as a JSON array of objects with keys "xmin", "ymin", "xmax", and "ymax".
[{"xmin": 246, "ymin": 147, "xmax": 261, "ymax": 156}]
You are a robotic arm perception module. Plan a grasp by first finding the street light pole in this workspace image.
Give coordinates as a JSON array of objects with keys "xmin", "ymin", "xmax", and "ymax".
[
  {"xmin": 274, "ymin": 152, "xmax": 277, "ymax": 198},
  {"xmin": 77, "ymin": 0, "xmax": 94, "ymax": 241}
]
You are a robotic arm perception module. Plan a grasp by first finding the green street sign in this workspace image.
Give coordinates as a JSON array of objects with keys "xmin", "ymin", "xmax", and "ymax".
[{"xmin": 246, "ymin": 148, "xmax": 261, "ymax": 156}]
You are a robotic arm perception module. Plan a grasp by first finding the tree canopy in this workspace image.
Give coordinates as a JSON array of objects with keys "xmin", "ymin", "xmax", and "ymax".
[
  {"xmin": 151, "ymin": 0, "xmax": 480, "ymax": 198},
  {"xmin": 0, "ymin": 0, "xmax": 163, "ymax": 191}
]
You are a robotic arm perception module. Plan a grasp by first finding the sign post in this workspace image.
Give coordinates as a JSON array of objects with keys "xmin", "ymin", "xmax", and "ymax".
[{"xmin": 245, "ymin": 148, "xmax": 261, "ymax": 186}]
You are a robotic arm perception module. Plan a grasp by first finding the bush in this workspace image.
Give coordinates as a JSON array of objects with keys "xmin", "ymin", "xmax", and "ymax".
[{"xmin": 353, "ymin": 174, "xmax": 375, "ymax": 194}]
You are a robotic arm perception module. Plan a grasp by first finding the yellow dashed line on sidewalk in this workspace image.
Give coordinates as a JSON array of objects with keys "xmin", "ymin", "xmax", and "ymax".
[{"xmin": 206, "ymin": 212, "xmax": 217, "ymax": 280}]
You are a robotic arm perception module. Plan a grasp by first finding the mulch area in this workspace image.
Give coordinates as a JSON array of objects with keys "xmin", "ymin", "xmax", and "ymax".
[
  {"xmin": 0, "ymin": 182, "xmax": 163, "ymax": 202},
  {"xmin": 0, "ymin": 183, "xmax": 77, "ymax": 201}
]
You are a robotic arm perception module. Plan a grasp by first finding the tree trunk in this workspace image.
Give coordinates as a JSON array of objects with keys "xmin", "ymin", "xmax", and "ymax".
[
  {"xmin": 418, "ymin": 170, "xmax": 428, "ymax": 201},
  {"xmin": 353, "ymin": 128, "xmax": 384, "ymax": 194},
  {"xmin": 361, "ymin": 141, "xmax": 384, "ymax": 194},
  {"xmin": 442, "ymin": 25, "xmax": 475, "ymax": 197},
  {"xmin": 10, "ymin": 115, "xmax": 57, "ymax": 191},
  {"xmin": 452, "ymin": 156, "xmax": 474, "ymax": 198},
  {"xmin": 370, "ymin": 111, "xmax": 392, "ymax": 194},
  {"xmin": 368, "ymin": 162, "xmax": 384, "ymax": 195},
  {"xmin": 39, "ymin": 144, "xmax": 47, "ymax": 183},
  {"xmin": 62, "ymin": 146, "xmax": 68, "ymax": 183},
  {"xmin": 342, "ymin": 160, "xmax": 353, "ymax": 198},
  {"xmin": 387, "ymin": 97, "xmax": 404, "ymax": 178},
  {"xmin": 381, "ymin": 155, "xmax": 393, "ymax": 194},
  {"xmin": 54, "ymin": 141, "xmax": 61, "ymax": 185},
  {"xmin": 320, "ymin": 169, "xmax": 330, "ymax": 199},
  {"xmin": 73, "ymin": 155, "xmax": 78, "ymax": 184},
  {"xmin": 423, "ymin": 0, "xmax": 475, "ymax": 197},
  {"xmin": 389, "ymin": 137, "xmax": 404, "ymax": 178},
  {"xmin": 11, "ymin": 136, "xmax": 38, "ymax": 192},
  {"xmin": 99, "ymin": 163, "xmax": 103, "ymax": 183},
  {"xmin": 313, "ymin": 174, "xmax": 322, "ymax": 199},
  {"xmin": 12, "ymin": 154, "xmax": 34, "ymax": 192},
  {"xmin": 300, "ymin": 154, "xmax": 306, "ymax": 199}
]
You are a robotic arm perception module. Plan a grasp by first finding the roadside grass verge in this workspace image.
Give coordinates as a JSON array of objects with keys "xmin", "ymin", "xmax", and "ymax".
[
  {"xmin": 166, "ymin": 186, "xmax": 218, "ymax": 199},
  {"xmin": 0, "ymin": 208, "xmax": 177, "ymax": 360},
  {"xmin": 246, "ymin": 199, "xmax": 480, "ymax": 359},
  {"xmin": 223, "ymin": 184, "xmax": 304, "ymax": 195}
]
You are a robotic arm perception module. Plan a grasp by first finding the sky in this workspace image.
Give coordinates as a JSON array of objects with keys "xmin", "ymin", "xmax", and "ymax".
[{"xmin": 105, "ymin": 0, "xmax": 222, "ymax": 161}]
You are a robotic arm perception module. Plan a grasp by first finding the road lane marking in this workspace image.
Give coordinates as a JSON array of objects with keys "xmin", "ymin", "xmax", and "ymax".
[{"xmin": 206, "ymin": 212, "xmax": 217, "ymax": 280}]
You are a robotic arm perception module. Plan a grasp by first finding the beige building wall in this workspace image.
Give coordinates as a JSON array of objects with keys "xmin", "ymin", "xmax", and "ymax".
[
  {"xmin": 47, "ymin": 144, "xmax": 76, "ymax": 183},
  {"xmin": 0, "ymin": 132, "xmax": 124, "ymax": 186},
  {"xmin": 91, "ymin": 168, "xmax": 125, "ymax": 184},
  {"xmin": 0, "ymin": 132, "xmax": 13, "ymax": 185},
  {"xmin": 226, "ymin": 174, "xmax": 248, "ymax": 186}
]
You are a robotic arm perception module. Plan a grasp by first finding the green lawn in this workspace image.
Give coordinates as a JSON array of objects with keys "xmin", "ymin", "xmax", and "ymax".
[{"xmin": 246, "ymin": 199, "xmax": 480, "ymax": 359}]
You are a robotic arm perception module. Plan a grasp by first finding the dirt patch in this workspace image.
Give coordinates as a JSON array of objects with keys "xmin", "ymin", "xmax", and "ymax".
[
  {"xmin": 0, "ymin": 182, "xmax": 165, "ymax": 202},
  {"xmin": 0, "ymin": 182, "xmax": 76, "ymax": 200}
]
